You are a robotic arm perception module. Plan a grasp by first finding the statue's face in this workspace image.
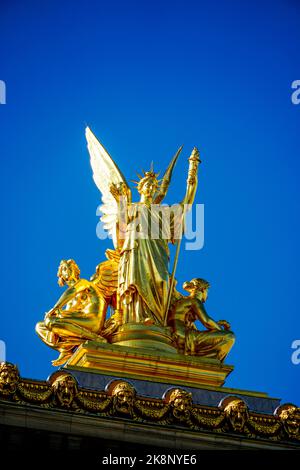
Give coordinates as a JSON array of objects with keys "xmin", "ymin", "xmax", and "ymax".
[
  {"xmin": 224, "ymin": 400, "xmax": 248, "ymax": 432},
  {"xmin": 183, "ymin": 280, "xmax": 193, "ymax": 292},
  {"xmin": 279, "ymin": 407, "xmax": 300, "ymax": 437},
  {"xmin": 140, "ymin": 178, "xmax": 157, "ymax": 200},
  {"xmin": 117, "ymin": 389, "xmax": 133, "ymax": 405},
  {"xmin": 0, "ymin": 362, "xmax": 19, "ymax": 395},
  {"xmin": 183, "ymin": 280, "xmax": 208, "ymax": 302},
  {"xmin": 173, "ymin": 395, "xmax": 191, "ymax": 412},
  {"xmin": 52, "ymin": 374, "xmax": 77, "ymax": 407},
  {"xmin": 169, "ymin": 389, "xmax": 192, "ymax": 419},
  {"xmin": 112, "ymin": 382, "xmax": 135, "ymax": 413},
  {"xmin": 58, "ymin": 262, "xmax": 71, "ymax": 285}
]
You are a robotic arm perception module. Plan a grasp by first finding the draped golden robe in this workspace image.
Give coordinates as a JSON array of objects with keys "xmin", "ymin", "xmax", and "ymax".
[{"xmin": 119, "ymin": 203, "xmax": 181, "ymax": 325}]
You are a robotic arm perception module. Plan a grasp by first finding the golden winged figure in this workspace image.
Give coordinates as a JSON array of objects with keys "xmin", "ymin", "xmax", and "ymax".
[{"xmin": 86, "ymin": 127, "xmax": 200, "ymax": 328}]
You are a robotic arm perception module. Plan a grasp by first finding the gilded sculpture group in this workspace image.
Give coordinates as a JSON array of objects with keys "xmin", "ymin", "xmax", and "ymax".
[{"xmin": 36, "ymin": 128, "xmax": 235, "ymax": 366}]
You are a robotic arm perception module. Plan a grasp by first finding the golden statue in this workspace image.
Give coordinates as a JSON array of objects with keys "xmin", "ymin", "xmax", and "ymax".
[
  {"xmin": 85, "ymin": 127, "xmax": 200, "ymax": 328},
  {"xmin": 36, "ymin": 250, "xmax": 119, "ymax": 365},
  {"xmin": 36, "ymin": 127, "xmax": 235, "ymax": 369},
  {"xmin": 168, "ymin": 278, "xmax": 235, "ymax": 361}
]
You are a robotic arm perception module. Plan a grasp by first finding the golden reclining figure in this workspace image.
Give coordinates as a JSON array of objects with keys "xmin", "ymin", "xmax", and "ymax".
[{"xmin": 36, "ymin": 250, "xmax": 119, "ymax": 366}]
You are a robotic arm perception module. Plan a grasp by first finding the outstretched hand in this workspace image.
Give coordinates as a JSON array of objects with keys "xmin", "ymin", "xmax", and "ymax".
[
  {"xmin": 109, "ymin": 182, "xmax": 128, "ymax": 200},
  {"xmin": 189, "ymin": 147, "xmax": 201, "ymax": 162}
]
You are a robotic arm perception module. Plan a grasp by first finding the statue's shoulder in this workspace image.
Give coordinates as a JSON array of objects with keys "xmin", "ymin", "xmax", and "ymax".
[
  {"xmin": 176, "ymin": 295, "xmax": 202, "ymax": 309},
  {"xmin": 171, "ymin": 294, "xmax": 190, "ymax": 309},
  {"xmin": 74, "ymin": 278, "xmax": 91, "ymax": 290}
]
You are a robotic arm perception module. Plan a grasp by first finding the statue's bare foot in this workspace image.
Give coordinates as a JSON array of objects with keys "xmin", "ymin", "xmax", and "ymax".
[{"xmin": 52, "ymin": 351, "xmax": 73, "ymax": 367}]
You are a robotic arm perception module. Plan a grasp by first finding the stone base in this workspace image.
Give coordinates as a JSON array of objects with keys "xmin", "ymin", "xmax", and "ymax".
[{"xmin": 65, "ymin": 340, "xmax": 234, "ymax": 388}]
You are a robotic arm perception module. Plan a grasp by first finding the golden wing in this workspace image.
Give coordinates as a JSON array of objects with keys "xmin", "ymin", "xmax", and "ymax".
[{"xmin": 86, "ymin": 127, "xmax": 131, "ymax": 248}]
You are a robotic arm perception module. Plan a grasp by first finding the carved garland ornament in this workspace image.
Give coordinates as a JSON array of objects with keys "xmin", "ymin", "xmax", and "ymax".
[{"xmin": 0, "ymin": 362, "xmax": 299, "ymax": 443}]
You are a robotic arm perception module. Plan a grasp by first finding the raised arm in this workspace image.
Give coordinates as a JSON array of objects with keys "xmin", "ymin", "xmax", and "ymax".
[
  {"xmin": 109, "ymin": 182, "xmax": 129, "ymax": 249},
  {"xmin": 181, "ymin": 147, "xmax": 201, "ymax": 206}
]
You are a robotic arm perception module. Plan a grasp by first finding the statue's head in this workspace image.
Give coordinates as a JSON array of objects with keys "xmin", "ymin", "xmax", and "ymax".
[
  {"xmin": 183, "ymin": 278, "xmax": 210, "ymax": 302},
  {"xmin": 57, "ymin": 259, "xmax": 80, "ymax": 286},
  {"xmin": 166, "ymin": 388, "xmax": 193, "ymax": 421},
  {"xmin": 275, "ymin": 404, "xmax": 300, "ymax": 438},
  {"xmin": 0, "ymin": 362, "xmax": 20, "ymax": 396},
  {"xmin": 221, "ymin": 397, "xmax": 249, "ymax": 432},
  {"xmin": 51, "ymin": 373, "xmax": 78, "ymax": 407},
  {"xmin": 134, "ymin": 167, "xmax": 160, "ymax": 201},
  {"xmin": 109, "ymin": 381, "xmax": 136, "ymax": 415}
]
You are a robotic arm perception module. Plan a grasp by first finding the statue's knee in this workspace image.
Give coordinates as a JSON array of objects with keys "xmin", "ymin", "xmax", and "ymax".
[
  {"xmin": 229, "ymin": 331, "xmax": 235, "ymax": 341},
  {"xmin": 226, "ymin": 331, "xmax": 235, "ymax": 346},
  {"xmin": 35, "ymin": 322, "xmax": 44, "ymax": 335}
]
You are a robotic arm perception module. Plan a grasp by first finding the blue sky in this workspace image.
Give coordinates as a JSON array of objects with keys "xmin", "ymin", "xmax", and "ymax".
[{"xmin": 1, "ymin": 0, "xmax": 300, "ymax": 405}]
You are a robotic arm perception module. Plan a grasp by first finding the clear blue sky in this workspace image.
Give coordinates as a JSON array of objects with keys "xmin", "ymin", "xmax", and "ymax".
[{"xmin": 1, "ymin": 0, "xmax": 299, "ymax": 405}]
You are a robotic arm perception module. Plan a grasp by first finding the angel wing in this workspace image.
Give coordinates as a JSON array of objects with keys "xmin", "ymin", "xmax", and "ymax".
[
  {"xmin": 86, "ymin": 127, "xmax": 131, "ymax": 248},
  {"xmin": 153, "ymin": 146, "xmax": 183, "ymax": 204}
]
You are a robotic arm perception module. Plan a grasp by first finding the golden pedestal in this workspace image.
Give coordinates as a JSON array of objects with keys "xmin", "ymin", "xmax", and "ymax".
[
  {"xmin": 66, "ymin": 340, "xmax": 234, "ymax": 388},
  {"xmin": 109, "ymin": 323, "xmax": 177, "ymax": 353}
]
